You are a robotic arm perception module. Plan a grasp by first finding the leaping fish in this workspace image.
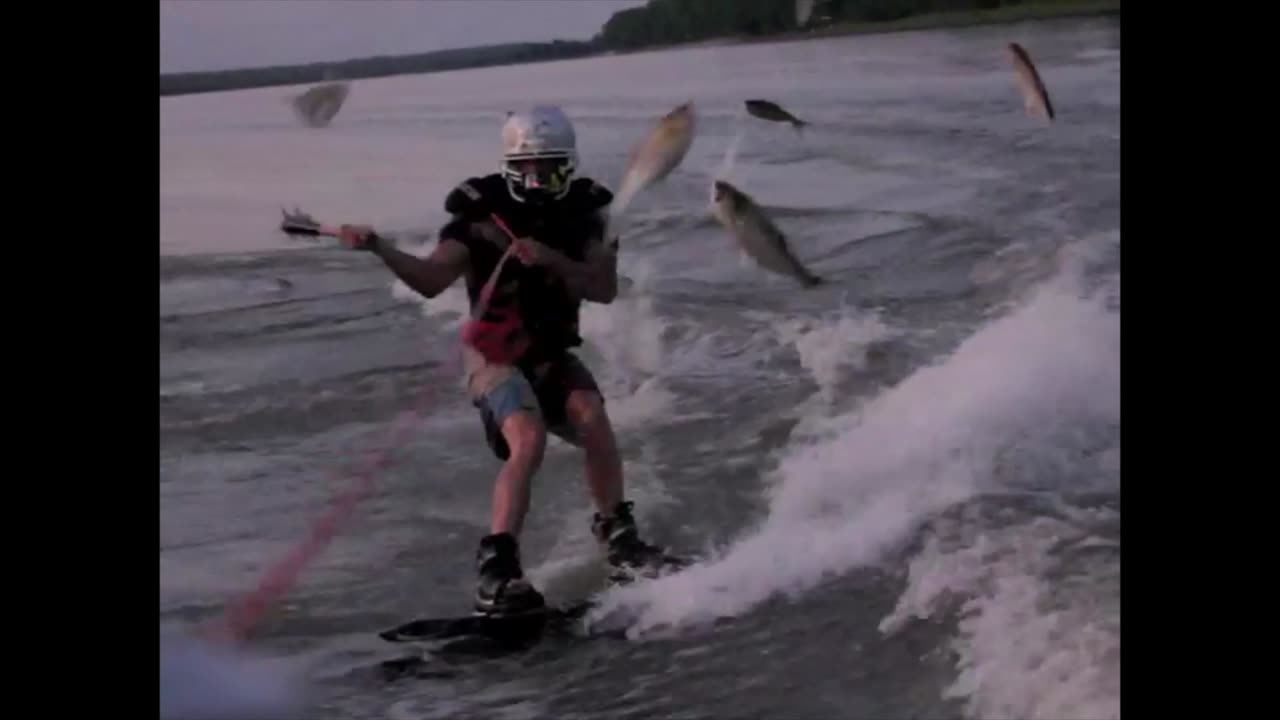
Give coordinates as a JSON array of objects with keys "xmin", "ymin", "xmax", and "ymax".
[
  {"xmin": 1006, "ymin": 42, "xmax": 1054, "ymax": 124},
  {"xmin": 744, "ymin": 99, "xmax": 807, "ymax": 133},
  {"xmin": 290, "ymin": 81, "xmax": 351, "ymax": 128},
  {"xmin": 711, "ymin": 179, "xmax": 823, "ymax": 288},
  {"xmin": 612, "ymin": 101, "xmax": 697, "ymax": 215}
]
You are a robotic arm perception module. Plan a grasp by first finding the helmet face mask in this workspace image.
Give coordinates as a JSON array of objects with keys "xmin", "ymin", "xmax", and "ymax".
[
  {"xmin": 501, "ymin": 106, "xmax": 578, "ymax": 204},
  {"xmin": 503, "ymin": 154, "xmax": 574, "ymax": 204}
]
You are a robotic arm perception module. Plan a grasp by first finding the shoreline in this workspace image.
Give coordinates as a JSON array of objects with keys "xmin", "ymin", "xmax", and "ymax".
[
  {"xmin": 160, "ymin": 1, "xmax": 1118, "ymax": 99},
  {"xmin": 759, "ymin": 0, "xmax": 1118, "ymax": 46},
  {"xmin": 601, "ymin": 0, "xmax": 1118, "ymax": 58}
]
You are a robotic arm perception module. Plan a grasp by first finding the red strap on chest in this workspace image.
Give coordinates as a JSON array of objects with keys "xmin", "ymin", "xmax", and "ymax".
[{"xmin": 459, "ymin": 213, "xmax": 530, "ymax": 365}]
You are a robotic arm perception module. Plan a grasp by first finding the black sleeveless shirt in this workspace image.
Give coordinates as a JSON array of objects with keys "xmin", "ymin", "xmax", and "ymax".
[{"xmin": 438, "ymin": 173, "xmax": 614, "ymax": 366}]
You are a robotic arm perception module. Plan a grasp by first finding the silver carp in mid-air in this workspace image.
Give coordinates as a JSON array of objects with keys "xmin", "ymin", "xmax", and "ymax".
[
  {"xmin": 289, "ymin": 81, "xmax": 351, "ymax": 128},
  {"xmin": 1006, "ymin": 42, "xmax": 1054, "ymax": 124},
  {"xmin": 612, "ymin": 101, "xmax": 697, "ymax": 215},
  {"xmin": 711, "ymin": 179, "xmax": 823, "ymax": 288},
  {"xmin": 744, "ymin": 99, "xmax": 807, "ymax": 133}
]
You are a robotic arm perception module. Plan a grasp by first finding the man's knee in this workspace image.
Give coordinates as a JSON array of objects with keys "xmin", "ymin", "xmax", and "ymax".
[
  {"xmin": 478, "ymin": 369, "xmax": 543, "ymax": 462},
  {"xmin": 565, "ymin": 390, "xmax": 611, "ymax": 441}
]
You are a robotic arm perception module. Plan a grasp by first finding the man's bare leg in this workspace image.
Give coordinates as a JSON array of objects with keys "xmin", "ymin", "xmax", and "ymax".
[
  {"xmin": 563, "ymin": 389, "xmax": 622, "ymax": 514},
  {"xmin": 473, "ymin": 380, "xmax": 547, "ymax": 616},
  {"xmin": 562, "ymin": 388, "xmax": 674, "ymax": 576},
  {"xmin": 490, "ymin": 410, "xmax": 547, "ymax": 535}
]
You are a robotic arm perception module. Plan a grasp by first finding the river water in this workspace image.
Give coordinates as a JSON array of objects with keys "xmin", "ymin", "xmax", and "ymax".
[{"xmin": 160, "ymin": 15, "xmax": 1120, "ymax": 720}]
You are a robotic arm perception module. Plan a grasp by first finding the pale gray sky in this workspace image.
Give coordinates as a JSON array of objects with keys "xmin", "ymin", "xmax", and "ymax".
[{"xmin": 160, "ymin": 0, "xmax": 646, "ymax": 74}]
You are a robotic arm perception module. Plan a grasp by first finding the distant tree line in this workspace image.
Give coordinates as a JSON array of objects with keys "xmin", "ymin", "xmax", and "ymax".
[
  {"xmin": 160, "ymin": 0, "xmax": 1105, "ymax": 96},
  {"xmin": 160, "ymin": 40, "xmax": 596, "ymax": 96},
  {"xmin": 595, "ymin": 0, "xmax": 1031, "ymax": 50}
]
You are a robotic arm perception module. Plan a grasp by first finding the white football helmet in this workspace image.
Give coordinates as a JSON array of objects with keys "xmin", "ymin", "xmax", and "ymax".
[{"xmin": 501, "ymin": 105, "xmax": 578, "ymax": 203}]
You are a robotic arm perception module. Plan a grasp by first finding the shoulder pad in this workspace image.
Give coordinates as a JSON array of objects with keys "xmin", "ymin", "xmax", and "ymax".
[
  {"xmin": 568, "ymin": 177, "xmax": 613, "ymax": 211},
  {"xmin": 444, "ymin": 174, "xmax": 505, "ymax": 217}
]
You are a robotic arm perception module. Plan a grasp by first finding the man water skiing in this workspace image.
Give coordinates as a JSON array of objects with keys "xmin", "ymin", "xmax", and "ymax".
[{"xmin": 337, "ymin": 105, "xmax": 677, "ymax": 617}]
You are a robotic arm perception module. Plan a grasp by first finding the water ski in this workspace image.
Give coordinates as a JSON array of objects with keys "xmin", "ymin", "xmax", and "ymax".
[
  {"xmin": 379, "ymin": 554, "xmax": 692, "ymax": 650},
  {"xmin": 379, "ymin": 601, "xmax": 594, "ymax": 645}
]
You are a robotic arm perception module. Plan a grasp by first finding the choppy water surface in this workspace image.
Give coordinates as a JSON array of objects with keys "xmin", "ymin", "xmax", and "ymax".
[{"xmin": 161, "ymin": 16, "xmax": 1119, "ymax": 720}]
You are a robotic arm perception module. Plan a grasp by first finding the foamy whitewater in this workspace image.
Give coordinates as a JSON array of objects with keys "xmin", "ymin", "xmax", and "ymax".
[
  {"xmin": 592, "ymin": 234, "xmax": 1119, "ymax": 720},
  {"xmin": 161, "ymin": 15, "xmax": 1119, "ymax": 720},
  {"xmin": 160, "ymin": 631, "xmax": 305, "ymax": 720}
]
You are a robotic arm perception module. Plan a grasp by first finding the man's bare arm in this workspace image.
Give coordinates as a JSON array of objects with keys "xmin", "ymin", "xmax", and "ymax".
[{"xmin": 372, "ymin": 236, "xmax": 469, "ymax": 299}]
